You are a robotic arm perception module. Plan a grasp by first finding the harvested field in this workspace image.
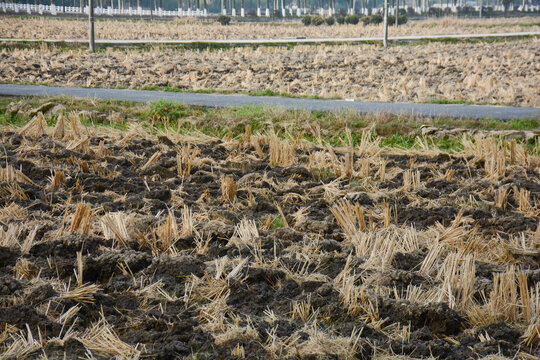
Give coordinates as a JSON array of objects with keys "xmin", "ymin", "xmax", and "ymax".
[
  {"xmin": 1, "ymin": 16, "xmax": 539, "ymax": 40},
  {"xmin": 0, "ymin": 98, "xmax": 539, "ymax": 359},
  {"xmin": 1, "ymin": 40, "xmax": 539, "ymax": 106}
]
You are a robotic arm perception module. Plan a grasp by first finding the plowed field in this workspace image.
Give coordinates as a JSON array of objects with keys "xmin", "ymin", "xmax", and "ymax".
[{"xmin": 0, "ymin": 99, "xmax": 539, "ymax": 359}]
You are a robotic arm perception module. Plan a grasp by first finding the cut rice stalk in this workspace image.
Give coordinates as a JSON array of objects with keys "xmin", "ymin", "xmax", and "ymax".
[
  {"xmin": 19, "ymin": 112, "xmax": 47, "ymax": 138},
  {"xmin": 100, "ymin": 212, "xmax": 130, "ymax": 247},
  {"xmin": 77, "ymin": 316, "xmax": 140, "ymax": 358},
  {"xmin": 221, "ymin": 175, "xmax": 237, "ymax": 203},
  {"xmin": 141, "ymin": 151, "xmax": 162, "ymax": 171},
  {"xmin": 60, "ymin": 283, "xmax": 101, "ymax": 304},
  {"xmin": 70, "ymin": 203, "xmax": 93, "ymax": 235}
]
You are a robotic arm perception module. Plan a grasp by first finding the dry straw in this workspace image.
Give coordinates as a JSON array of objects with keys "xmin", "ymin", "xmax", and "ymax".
[
  {"xmin": 435, "ymin": 252, "xmax": 476, "ymax": 310},
  {"xmin": 177, "ymin": 144, "xmax": 199, "ymax": 177},
  {"xmin": 53, "ymin": 112, "xmax": 65, "ymax": 138},
  {"xmin": 19, "ymin": 113, "xmax": 46, "ymax": 138},
  {"xmin": 100, "ymin": 212, "xmax": 130, "ymax": 247},
  {"xmin": 221, "ymin": 175, "xmax": 237, "ymax": 202},
  {"xmin": 0, "ymin": 164, "xmax": 35, "ymax": 185},
  {"xmin": 60, "ymin": 283, "xmax": 101, "ymax": 304},
  {"xmin": 140, "ymin": 151, "xmax": 162, "ymax": 171},
  {"xmin": 330, "ymin": 199, "xmax": 367, "ymax": 239},
  {"xmin": 269, "ymin": 134, "xmax": 295, "ymax": 167},
  {"xmin": 70, "ymin": 203, "xmax": 93, "ymax": 235},
  {"xmin": 77, "ymin": 316, "xmax": 140, "ymax": 358},
  {"xmin": 49, "ymin": 170, "xmax": 66, "ymax": 188},
  {"xmin": 0, "ymin": 325, "xmax": 42, "ymax": 359}
]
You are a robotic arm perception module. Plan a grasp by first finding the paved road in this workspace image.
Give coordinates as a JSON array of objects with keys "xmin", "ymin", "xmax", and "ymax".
[
  {"xmin": 1, "ymin": 31, "xmax": 538, "ymax": 45},
  {"xmin": 1, "ymin": 84, "xmax": 539, "ymax": 120}
]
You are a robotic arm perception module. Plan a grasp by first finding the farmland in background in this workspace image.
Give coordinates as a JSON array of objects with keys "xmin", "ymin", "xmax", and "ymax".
[
  {"xmin": 1, "ymin": 15, "xmax": 539, "ymax": 40},
  {"xmin": 1, "ymin": 40, "xmax": 538, "ymax": 106}
]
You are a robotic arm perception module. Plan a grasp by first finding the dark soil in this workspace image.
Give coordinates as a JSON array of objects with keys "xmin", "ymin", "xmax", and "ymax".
[{"xmin": 0, "ymin": 122, "xmax": 538, "ymax": 359}]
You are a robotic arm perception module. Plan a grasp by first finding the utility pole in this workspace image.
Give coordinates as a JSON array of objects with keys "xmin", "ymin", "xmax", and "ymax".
[
  {"xmin": 89, "ymin": 0, "xmax": 95, "ymax": 52},
  {"xmin": 395, "ymin": 0, "xmax": 399, "ymax": 27},
  {"xmin": 479, "ymin": 0, "xmax": 483, "ymax": 17},
  {"xmin": 383, "ymin": 0, "xmax": 388, "ymax": 48}
]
